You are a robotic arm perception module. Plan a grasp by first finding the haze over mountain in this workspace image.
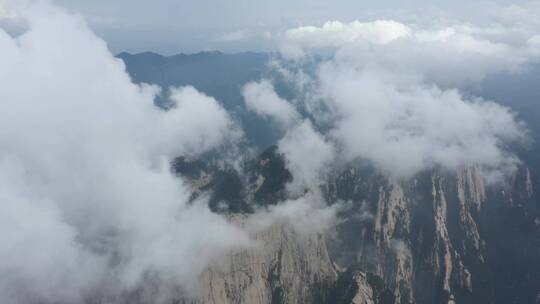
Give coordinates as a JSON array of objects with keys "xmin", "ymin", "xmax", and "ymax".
[
  {"xmin": 117, "ymin": 50, "xmax": 540, "ymax": 185},
  {"xmin": 117, "ymin": 51, "xmax": 278, "ymax": 149},
  {"xmin": 1, "ymin": 1, "xmax": 540, "ymax": 304}
]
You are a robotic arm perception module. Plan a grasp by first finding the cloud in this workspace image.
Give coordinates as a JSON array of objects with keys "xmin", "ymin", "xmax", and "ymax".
[
  {"xmin": 242, "ymin": 80, "xmax": 334, "ymax": 191},
  {"xmin": 0, "ymin": 2, "xmax": 249, "ymax": 303},
  {"xmin": 0, "ymin": 0, "xmax": 18, "ymax": 20},
  {"xmin": 242, "ymin": 79, "xmax": 299, "ymax": 127},
  {"xmin": 282, "ymin": 20, "xmax": 538, "ymax": 86},
  {"xmin": 278, "ymin": 121, "xmax": 335, "ymax": 192},
  {"xmin": 276, "ymin": 18, "xmax": 534, "ymax": 179},
  {"xmin": 158, "ymin": 86, "xmax": 243, "ymax": 157},
  {"xmin": 318, "ymin": 64, "xmax": 525, "ymax": 178},
  {"xmin": 281, "ymin": 20, "xmax": 411, "ymax": 60},
  {"xmin": 247, "ymin": 191, "xmax": 343, "ymax": 236}
]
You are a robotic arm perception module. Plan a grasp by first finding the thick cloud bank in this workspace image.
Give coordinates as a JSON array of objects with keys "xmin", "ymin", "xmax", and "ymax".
[
  {"xmin": 255, "ymin": 19, "xmax": 537, "ymax": 180},
  {"xmin": 0, "ymin": 2, "xmax": 249, "ymax": 303},
  {"xmin": 317, "ymin": 65, "xmax": 525, "ymax": 178}
]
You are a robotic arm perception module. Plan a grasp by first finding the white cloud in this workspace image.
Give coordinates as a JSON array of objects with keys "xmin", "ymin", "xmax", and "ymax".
[
  {"xmin": 278, "ymin": 121, "xmax": 335, "ymax": 193},
  {"xmin": 247, "ymin": 191, "xmax": 343, "ymax": 236},
  {"xmin": 242, "ymin": 80, "xmax": 334, "ymax": 191},
  {"xmin": 0, "ymin": 3, "xmax": 249, "ymax": 303},
  {"xmin": 158, "ymin": 86, "xmax": 242, "ymax": 157},
  {"xmin": 282, "ymin": 20, "xmax": 411, "ymax": 59},
  {"xmin": 242, "ymin": 80, "xmax": 299, "ymax": 127},
  {"xmin": 277, "ymin": 18, "xmax": 533, "ymax": 179},
  {"xmin": 319, "ymin": 65, "xmax": 524, "ymax": 178},
  {"xmin": 282, "ymin": 20, "xmax": 537, "ymax": 86}
]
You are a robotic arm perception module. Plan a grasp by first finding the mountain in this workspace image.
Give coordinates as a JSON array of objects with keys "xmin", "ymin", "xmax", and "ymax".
[
  {"xmin": 117, "ymin": 51, "xmax": 269, "ymax": 108},
  {"xmin": 117, "ymin": 52, "xmax": 540, "ymax": 304},
  {"xmin": 171, "ymin": 147, "xmax": 540, "ymax": 304}
]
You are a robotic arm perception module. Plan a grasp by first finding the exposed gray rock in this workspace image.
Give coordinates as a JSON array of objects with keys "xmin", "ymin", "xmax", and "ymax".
[{"xmin": 191, "ymin": 218, "xmax": 337, "ymax": 304}]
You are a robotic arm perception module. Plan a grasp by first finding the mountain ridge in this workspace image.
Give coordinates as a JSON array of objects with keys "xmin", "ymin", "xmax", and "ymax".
[{"xmin": 169, "ymin": 146, "xmax": 540, "ymax": 304}]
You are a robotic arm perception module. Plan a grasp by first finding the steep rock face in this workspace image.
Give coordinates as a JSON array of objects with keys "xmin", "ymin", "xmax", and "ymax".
[
  {"xmin": 174, "ymin": 151, "xmax": 539, "ymax": 304},
  {"xmin": 352, "ymin": 272, "xmax": 376, "ymax": 304},
  {"xmin": 327, "ymin": 165, "xmax": 539, "ymax": 304},
  {"xmin": 191, "ymin": 219, "xmax": 337, "ymax": 304},
  {"xmin": 350, "ymin": 272, "xmax": 394, "ymax": 304},
  {"xmin": 184, "ymin": 219, "xmax": 394, "ymax": 304}
]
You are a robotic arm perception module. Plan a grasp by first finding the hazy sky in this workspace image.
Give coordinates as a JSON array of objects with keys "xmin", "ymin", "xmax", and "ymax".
[{"xmin": 51, "ymin": 0, "xmax": 531, "ymax": 54}]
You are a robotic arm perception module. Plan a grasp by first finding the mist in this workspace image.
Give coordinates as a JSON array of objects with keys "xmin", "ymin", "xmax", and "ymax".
[
  {"xmin": 243, "ymin": 18, "xmax": 539, "ymax": 181},
  {"xmin": 0, "ymin": 2, "xmax": 251, "ymax": 303},
  {"xmin": 0, "ymin": 2, "xmax": 348, "ymax": 303}
]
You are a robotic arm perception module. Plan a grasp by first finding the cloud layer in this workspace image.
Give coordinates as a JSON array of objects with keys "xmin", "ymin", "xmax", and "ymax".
[
  {"xmin": 0, "ymin": 3, "xmax": 249, "ymax": 303},
  {"xmin": 250, "ymin": 18, "xmax": 538, "ymax": 181}
]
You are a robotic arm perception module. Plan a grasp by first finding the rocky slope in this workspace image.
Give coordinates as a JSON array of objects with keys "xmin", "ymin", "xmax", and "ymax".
[
  {"xmin": 325, "ymin": 164, "xmax": 539, "ymax": 304},
  {"xmin": 181, "ymin": 218, "xmax": 391, "ymax": 304},
  {"xmin": 194, "ymin": 218, "xmax": 336, "ymax": 304},
  {"xmin": 173, "ymin": 148, "xmax": 539, "ymax": 304}
]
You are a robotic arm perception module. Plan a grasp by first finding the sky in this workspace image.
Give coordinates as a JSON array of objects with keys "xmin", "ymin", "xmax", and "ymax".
[{"xmin": 45, "ymin": 0, "xmax": 534, "ymax": 54}]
